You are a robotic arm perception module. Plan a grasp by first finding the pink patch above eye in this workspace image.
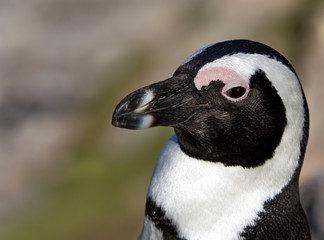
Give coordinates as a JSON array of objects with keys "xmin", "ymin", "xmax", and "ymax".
[{"xmin": 194, "ymin": 67, "xmax": 246, "ymax": 90}]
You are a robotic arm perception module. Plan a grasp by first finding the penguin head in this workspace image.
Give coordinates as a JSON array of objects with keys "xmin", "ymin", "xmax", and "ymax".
[{"xmin": 112, "ymin": 40, "xmax": 308, "ymax": 168}]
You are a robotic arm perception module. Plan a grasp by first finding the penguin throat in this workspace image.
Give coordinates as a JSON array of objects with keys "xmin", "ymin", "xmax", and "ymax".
[{"xmin": 174, "ymin": 125, "xmax": 284, "ymax": 168}]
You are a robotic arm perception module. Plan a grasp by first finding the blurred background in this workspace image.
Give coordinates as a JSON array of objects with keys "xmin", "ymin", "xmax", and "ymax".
[{"xmin": 0, "ymin": 0, "xmax": 323, "ymax": 239}]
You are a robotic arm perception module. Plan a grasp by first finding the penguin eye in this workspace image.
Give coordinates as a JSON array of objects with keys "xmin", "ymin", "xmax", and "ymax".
[
  {"xmin": 225, "ymin": 87, "xmax": 246, "ymax": 98},
  {"xmin": 222, "ymin": 85, "xmax": 249, "ymax": 101}
]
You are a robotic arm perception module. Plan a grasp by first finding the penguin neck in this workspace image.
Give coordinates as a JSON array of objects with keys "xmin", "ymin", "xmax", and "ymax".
[{"xmin": 144, "ymin": 132, "xmax": 302, "ymax": 240}]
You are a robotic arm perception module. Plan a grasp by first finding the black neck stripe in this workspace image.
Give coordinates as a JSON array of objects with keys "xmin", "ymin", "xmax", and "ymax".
[{"xmin": 145, "ymin": 197, "xmax": 185, "ymax": 240}]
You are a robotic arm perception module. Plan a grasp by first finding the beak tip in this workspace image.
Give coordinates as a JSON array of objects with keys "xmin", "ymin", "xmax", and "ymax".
[
  {"xmin": 112, "ymin": 113, "xmax": 154, "ymax": 130},
  {"xmin": 111, "ymin": 117, "xmax": 120, "ymax": 128},
  {"xmin": 112, "ymin": 89, "xmax": 156, "ymax": 130},
  {"xmin": 112, "ymin": 105, "xmax": 154, "ymax": 130}
]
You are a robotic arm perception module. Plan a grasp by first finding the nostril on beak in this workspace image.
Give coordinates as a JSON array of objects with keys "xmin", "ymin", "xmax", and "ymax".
[
  {"xmin": 113, "ymin": 90, "xmax": 155, "ymax": 119},
  {"xmin": 134, "ymin": 90, "xmax": 154, "ymax": 113},
  {"xmin": 127, "ymin": 91, "xmax": 146, "ymax": 112}
]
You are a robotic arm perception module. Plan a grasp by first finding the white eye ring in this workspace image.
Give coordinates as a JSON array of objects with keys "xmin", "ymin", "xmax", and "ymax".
[{"xmin": 222, "ymin": 84, "xmax": 250, "ymax": 102}]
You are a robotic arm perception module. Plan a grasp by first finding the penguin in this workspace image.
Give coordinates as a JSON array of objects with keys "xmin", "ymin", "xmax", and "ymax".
[{"xmin": 112, "ymin": 40, "xmax": 311, "ymax": 240}]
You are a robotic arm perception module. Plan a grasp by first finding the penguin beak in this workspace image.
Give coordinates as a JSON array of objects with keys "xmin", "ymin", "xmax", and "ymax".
[{"xmin": 112, "ymin": 77, "xmax": 207, "ymax": 130}]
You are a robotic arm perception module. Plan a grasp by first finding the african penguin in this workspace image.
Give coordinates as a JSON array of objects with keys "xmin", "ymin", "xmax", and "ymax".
[{"xmin": 112, "ymin": 40, "xmax": 311, "ymax": 240}]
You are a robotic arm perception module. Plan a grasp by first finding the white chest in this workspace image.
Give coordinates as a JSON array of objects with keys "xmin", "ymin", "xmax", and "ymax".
[{"xmin": 141, "ymin": 134, "xmax": 299, "ymax": 240}]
